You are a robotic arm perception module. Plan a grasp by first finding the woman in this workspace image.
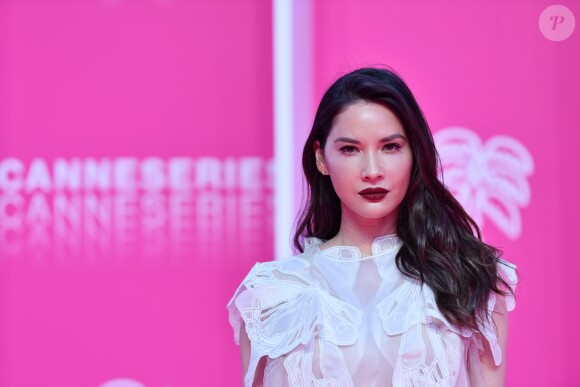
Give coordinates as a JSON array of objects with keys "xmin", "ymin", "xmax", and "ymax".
[{"xmin": 228, "ymin": 67, "xmax": 517, "ymax": 386}]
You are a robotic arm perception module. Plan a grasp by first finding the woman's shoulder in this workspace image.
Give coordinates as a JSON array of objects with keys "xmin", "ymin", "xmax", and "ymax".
[
  {"xmin": 226, "ymin": 244, "xmax": 362, "ymax": 386},
  {"xmin": 226, "ymin": 247, "xmax": 321, "ymax": 318},
  {"xmin": 226, "ymin": 245, "xmax": 361, "ymax": 348}
]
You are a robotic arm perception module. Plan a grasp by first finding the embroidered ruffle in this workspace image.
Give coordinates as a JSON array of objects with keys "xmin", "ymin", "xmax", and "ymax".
[
  {"xmin": 228, "ymin": 237, "xmax": 518, "ymax": 386},
  {"xmin": 378, "ymin": 259, "xmax": 517, "ymax": 365},
  {"xmin": 228, "ymin": 258, "xmax": 362, "ymax": 386}
]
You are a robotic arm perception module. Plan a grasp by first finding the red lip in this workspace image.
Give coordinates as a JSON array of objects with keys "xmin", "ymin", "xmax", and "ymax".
[
  {"xmin": 359, "ymin": 187, "xmax": 389, "ymax": 195},
  {"xmin": 358, "ymin": 187, "xmax": 389, "ymax": 201}
]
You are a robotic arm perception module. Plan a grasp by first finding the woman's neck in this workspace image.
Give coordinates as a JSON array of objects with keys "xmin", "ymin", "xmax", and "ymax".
[{"xmin": 324, "ymin": 208, "xmax": 398, "ymax": 257}]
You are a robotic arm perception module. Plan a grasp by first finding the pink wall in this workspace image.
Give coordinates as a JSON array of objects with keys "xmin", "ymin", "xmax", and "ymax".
[
  {"xmin": 0, "ymin": 1, "xmax": 271, "ymax": 386},
  {"xmin": 313, "ymin": 0, "xmax": 579, "ymax": 385}
]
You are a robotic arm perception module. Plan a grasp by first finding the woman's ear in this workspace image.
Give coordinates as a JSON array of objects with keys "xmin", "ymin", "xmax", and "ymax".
[{"xmin": 313, "ymin": 141, "xmax": 329, "ymax": 176}]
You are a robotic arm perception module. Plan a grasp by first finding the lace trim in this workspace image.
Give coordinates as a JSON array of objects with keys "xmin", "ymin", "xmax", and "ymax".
[{"xmin": 309, "ymin": 234, "xmax": 402, "ymax": 261}]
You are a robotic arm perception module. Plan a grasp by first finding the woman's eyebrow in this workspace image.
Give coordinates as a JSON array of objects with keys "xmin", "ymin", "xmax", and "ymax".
[
  {"xmin": 379, "ymin": 134, "xmax": 407, "ymax": 142},
  {"xmin": 334, "ymin": 137, "xmax": 360, "ymax": 144},
  {"xmin": 334, "ymin": 134, "xmax": 407, "ymax": 144}
]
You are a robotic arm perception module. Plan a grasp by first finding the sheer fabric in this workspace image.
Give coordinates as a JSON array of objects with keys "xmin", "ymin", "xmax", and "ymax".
[{"xmin": 228, "ymin": 235, "xmax": 517, "ymax": 387}]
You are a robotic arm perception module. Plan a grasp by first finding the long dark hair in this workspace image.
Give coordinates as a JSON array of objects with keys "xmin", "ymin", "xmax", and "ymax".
[{"xmin": 293, "ymin": 67, "xmax": 511, "ymax": 330}]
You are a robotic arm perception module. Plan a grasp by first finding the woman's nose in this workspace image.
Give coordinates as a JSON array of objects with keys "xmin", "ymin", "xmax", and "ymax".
[{"xmin": 361, "ymin": 153, "xmax": 384, "ymax": 181}]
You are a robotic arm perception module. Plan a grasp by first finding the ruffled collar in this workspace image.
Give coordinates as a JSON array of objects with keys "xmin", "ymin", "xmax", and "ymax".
[{"xmin": 305, "ymin": 234, "xmax": 402, "ymax": 261}]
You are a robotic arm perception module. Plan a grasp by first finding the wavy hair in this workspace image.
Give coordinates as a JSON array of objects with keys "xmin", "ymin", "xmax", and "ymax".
[{"xmin": 293, "ymin": 67, "xmax": 511, "ymax": 330}]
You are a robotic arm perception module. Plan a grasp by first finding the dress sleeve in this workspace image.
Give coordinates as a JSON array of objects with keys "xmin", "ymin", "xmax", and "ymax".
[
  {"xmin": 227, "ymin": 259, "xmax": 324, "ymax": 357},
  {"xmin": 227, "ymin": 262, "xmax": 262, "ymax": 346},
  {"xmin": 477, "ymin": 258, "xmax": 518, "ymax": 366},
  {"xmin": 227, "ymin": 258, "xmax": 362, "ymax": 387}
]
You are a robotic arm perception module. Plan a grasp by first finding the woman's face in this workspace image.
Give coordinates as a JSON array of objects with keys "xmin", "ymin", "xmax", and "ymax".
[{"xmin": 315, "ymin": 100, "xmax": 413, "ymax": 228}]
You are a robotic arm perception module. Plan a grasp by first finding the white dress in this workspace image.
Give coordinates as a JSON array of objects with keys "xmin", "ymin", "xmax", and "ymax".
[{"xmin": 227, "ymin": 235, "xmax": 517, "ymax": 387}]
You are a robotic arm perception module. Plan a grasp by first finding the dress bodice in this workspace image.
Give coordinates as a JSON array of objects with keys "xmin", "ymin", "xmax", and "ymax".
[{"xmin": 227, "ymin": 235, "xmax": 517, "ymax": 387}]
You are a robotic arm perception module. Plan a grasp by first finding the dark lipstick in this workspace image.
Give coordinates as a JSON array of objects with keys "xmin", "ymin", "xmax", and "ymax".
[{"xmin": 358, "ymin": 187, "xmax": 389, "ymax": 201}]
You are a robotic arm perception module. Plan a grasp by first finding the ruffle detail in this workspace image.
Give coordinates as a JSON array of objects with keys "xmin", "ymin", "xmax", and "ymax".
[
  {"xmin": 303, "ymin": 236, "xmax": 324, "ymax": 251},
  {"xmin": 227, "ymin": 258, "xmax": 362, "ymax": 386},
  {"xmin": 283, "ymin": 339, "xmax": 355, "ymax": 386},
  {"xmin": 228, "ymin": 242, "xmax": 518, "ymax": 386},
  {"xmin": 378, "ymin": 259, "xmax": 518, "ymax": 366},
  {"xmin": 377, "ymin": 276, "xmax": 469, "ymax": 336}
]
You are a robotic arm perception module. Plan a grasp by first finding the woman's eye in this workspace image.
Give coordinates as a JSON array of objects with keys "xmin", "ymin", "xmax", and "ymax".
[
  {"xmin": 383, "ymin": 143, "xmax": 401, "ymax": 152},
  {"xmin": 339, "ymin": 145, "xmax": 358, "ymax": 154}
]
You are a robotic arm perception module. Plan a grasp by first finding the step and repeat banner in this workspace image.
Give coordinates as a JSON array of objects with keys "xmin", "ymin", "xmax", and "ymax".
[
  {"xmin": 1, "ymin": 1, "xmax": 579, "ymax": 386},
  {"xmin": 0, "ymin": 1, "xmax": 272, "ymax": 386}
]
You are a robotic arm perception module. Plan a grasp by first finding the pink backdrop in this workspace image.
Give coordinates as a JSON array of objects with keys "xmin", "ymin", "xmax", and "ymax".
[
  {"xmin": 0, "ymin": 1, "xmax": 271, "ymax": 386},
  {"xmin": 1, "ymin": 1, "xmax": 579, "ymax": 386}
]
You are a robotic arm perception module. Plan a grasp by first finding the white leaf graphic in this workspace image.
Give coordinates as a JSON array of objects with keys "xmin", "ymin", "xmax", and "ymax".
[{"xmin": 434, "ymin": 127, "xmax": 534, "ymax": 239}]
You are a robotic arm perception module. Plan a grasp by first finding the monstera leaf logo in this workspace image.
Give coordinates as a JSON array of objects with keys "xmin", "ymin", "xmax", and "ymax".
[{"xmin": 434, "ymin": 127, "xmax": 534, "ymax": 239}]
